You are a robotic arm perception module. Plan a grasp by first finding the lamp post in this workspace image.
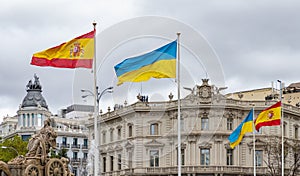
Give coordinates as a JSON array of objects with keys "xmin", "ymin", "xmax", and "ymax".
[
  {"xmin": 81, "ymin": 86, "xmax": 113, "ymax": 176},
  {"xmin": 1, "ymin": 146, "xmax": 19, "ymax": 156}
]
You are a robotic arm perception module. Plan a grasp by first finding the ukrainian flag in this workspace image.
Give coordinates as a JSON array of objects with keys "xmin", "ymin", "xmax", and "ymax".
[
  {"xmin": 114, "ymin": 40, "xmax": 177, "ymax": 85},
  {"xmin": 228, "ymin": 110, "xmax": 254, "ymax": 149}
]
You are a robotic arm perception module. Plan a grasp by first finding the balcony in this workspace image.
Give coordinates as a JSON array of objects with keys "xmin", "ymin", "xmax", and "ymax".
[
  {"xmin": 81, "ymin": 145, "xmax": 88, "ymax": 150},
  {"xmin": 82, "ymin": 158, "xmax": 88, "ymax": 163},
  {"xmin": 145, "ymin": 166, "xmax": 269, "ymax": 174},
  {"xmin": 60, "ymin": 143, "xmax": 70, "ymax": 148},
  {"xmin": 71, "ymin": 144, "xmax": 80, "ymax": 150},
  {"xmin": 101, "ymin": 166, "xmax": 270, "ymax": 175},
  {"xmin": 71, "ymin": 158, "xmax": 80, "ymax": 163}
]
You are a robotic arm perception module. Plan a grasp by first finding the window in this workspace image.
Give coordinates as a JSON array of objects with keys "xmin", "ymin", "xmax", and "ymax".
[
  {"xmin": 200, "ymin": 149, "xmax": 210, "ymax": 165},
  {"xmin": 83, "ymin": 139, "xmax": 88, "ymax": 147},
  {"xmin": 128, "ymin": 124, "xmax": 133, "ymax": 137},
  {"xmin": 62, "ymin": 137, "xmax": 67, "ymax": 145},
  {"xmin": 110, "ymin": 156, "xmax": 114, "ymax": 171},
  {"xmin": 110, "ymin": 129, "xmax": 114, "ymax": 142},
  {"xmin": 73, "ymin": 138, "xmax": 78, "ymax": 146},
  {"xmin": 73, "ymin": 152, "xmax": 78, "ymax": 159},
  {"xmin": 37, "ymin": 114, "xmax": 42, "ymax": 126},
  {"xmin": 283, "ymin": 123, "xmax": 287, "ymax": 137},
  {"xmin": 295, "ymin": 126, "xmax": 298, "ymax": 139},
  {"xmin": 27, "ymin": 114, "xmax": 30, "ymax": 127},
  {"xmin": 102, "ymin": 132, "xmax": 106, "ymax": 144},
  {"xmin": 103, "ymin": 157, "xmax": 106, "ymax": 172},
  {"xmin": 226, "ymin": 149, "xmax": 233, "ymax": 165},
  {"xmin": 201, "ymin": 117, "xmax": 209, "ymax": 130},
  {"xmin": 117, "ymin": 128, "xmax": 121, "ymax": 140},
  {"xmin": 83, "ymin": 153, "xmax": 88, "ymax": 159},
  {"xmin": 31, "ymin": 113, "xmax": 35, "ymax": 126},
  {"xmin": 118, "ymin": 154, "xmax": 122, "ymax": 170},
  {"xmin": 227, "ymin": 118, "xmax": 233, "ymax": 130},
  {"xmin": 23, "ymin": 114, "xmax": 26, "ymax": 127},
  {"xmin": 150, "ymin": 150, "xmax": 159, "ymax": 167},
  {"xmin": 150, "ymin": 123, "xmax": 159, "ymax": 135},
  {"xmin": 177, "ymin": 148, "xmax": 185, "ymax": 165},
  {"xmin": 255, "ymin": 150, "xmax": 263, "ymax": 166}
]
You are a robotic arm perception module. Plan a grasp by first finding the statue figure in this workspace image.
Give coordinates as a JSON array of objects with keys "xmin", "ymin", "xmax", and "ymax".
[
  {"xmin": 61, "ymin": 157, "xmax": 75, "ymax": 176},
  {"xmin": 0, "ymin": 161, "xmax": 12, "ymax": 176},
  {"xmin": 33, "ymin": 74, "xmax": 41, "ymax": 89},
  {"xmin": 26, "ymin": 80, "xmax": 33, "ymax": 90},
  {"xmin": 26, "ymin": 118, "xmax": 57, "ymax": 164}
]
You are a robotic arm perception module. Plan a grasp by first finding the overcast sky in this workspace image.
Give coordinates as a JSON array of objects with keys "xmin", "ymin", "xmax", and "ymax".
[{"xmin": 1, "ymin": 0, "xmax": 300, "ymax": 121}]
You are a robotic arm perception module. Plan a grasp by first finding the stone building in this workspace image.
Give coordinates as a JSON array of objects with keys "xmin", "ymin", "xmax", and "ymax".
[
  {"xmin": 0, "ymin": 75, "xmax": 89, "ymax": 176},
  {"xmin": 87, "ymin": 79, "xmax": 300, "ymax": 176}
]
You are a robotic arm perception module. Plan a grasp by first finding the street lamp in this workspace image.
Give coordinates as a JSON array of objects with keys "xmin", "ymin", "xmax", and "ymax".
[
  {"xmin": 81, "ymin": 86, "xmax": 113, "ymax": 176},
  {"xmin": 1, "ymin": 146, "xmax": 19, "ymax": 156}
]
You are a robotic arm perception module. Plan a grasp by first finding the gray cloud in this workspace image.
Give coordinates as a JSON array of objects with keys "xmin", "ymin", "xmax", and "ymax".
[{"xmin": 1, "ymin": 0, "xmax": 300, "ymax": 120}]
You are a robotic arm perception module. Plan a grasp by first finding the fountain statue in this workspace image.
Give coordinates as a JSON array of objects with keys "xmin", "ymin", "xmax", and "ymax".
[{"xmin": 0, "ymin": 118, "xmax": 74, "ymax": 176}]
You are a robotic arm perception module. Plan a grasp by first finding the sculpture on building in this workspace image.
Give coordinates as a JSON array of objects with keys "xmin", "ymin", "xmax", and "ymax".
[{"xmin": 0, "ymin": 118, "xmax": 72, "ymax": 176}]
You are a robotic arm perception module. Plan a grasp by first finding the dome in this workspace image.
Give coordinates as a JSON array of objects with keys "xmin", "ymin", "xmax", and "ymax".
[{"xmin": 21, "ymin": 74, "xmax": 48, "ymax": 109}]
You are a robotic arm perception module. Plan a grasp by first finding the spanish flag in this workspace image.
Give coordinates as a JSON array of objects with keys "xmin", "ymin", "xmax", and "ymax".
[
  {"xmin": 114, "ymin": 40, "xmax": 177, "ymax": 85},
  {"xmin": 255, "ymin": 101, "xmax": 281, "ymax": 131},
  {"xmin": 31, "ymin": 30, "xmax": 95, "ymax": 69},
  {"xmin": 228, "ymin": 110, "xmax": 253, "ymax": 149}
]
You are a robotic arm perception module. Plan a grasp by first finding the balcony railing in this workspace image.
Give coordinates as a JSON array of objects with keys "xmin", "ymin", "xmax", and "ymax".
[
  {"xmin": 101, "ymin": 166, "xmax": 270, "ymax": 175},
  {"xmin": 60, "ymin": 143, "xmax": 70, "ymax": 148},
  {"xmin": 71, "ymin": 158, "xmax": 80, "ymax": 163},
  {"xmin": 81, "ymin": 145, "xmax": 88, "ymax": 150},
  {"xmin": 71, "ymin": 144, "xmax": 80, "ymax": 149}
]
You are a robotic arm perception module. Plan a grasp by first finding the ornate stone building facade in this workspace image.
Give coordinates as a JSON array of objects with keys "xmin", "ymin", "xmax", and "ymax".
[
  {"xmin": 87, "ymin": 79, "xmax": 300, "ymax": 176},
  {"xmin": 0, "ymin": 75, "xmax": 89, "ymax": 176}
]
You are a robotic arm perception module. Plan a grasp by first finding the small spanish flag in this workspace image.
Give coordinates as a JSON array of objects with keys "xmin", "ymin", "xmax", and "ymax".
[
  {"xmin": 31, "ymin": 30, "xmax": 95, "ymax": 69},
  {"xmin": 255, "ymin": 101, "xmax": 281, "ymax": 131}
]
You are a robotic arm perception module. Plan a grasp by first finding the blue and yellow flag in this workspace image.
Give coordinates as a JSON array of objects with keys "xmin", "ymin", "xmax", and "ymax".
[
  {"xmin": 228, "ymin": 109, "xmax": 253, "ymax": 149},
  {"xmin": 114, "ymin": 40, "xmax": 177, "ymax": 85}
]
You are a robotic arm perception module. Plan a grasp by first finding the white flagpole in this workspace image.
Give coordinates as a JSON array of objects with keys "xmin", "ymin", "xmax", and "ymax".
[
  {"xmin": 177, "ymin": 32, "xmax": 181, "ymax": 176},
  {"xmin": 93, "ymin": 22, "xmax": 99, "ymax": 176},
  {"xmin": 278, "ymin": 80, "xmax": 284, "ymax": 176},
  {"xmin": 252, "ymin": 106, "xmax": 256, "ymax": 176}
]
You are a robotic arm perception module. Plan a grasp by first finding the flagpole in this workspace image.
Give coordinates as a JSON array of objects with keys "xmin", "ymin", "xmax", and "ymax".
[
  {"xmin": 93, "ymin": 22, "xmax": 99, "ymax": 176},
  {"xmin": 278, "ymin": 80, "xmax": 284, "ymax": 176},
  {"xmin": 177, "ymin": 32, "xmax": 181, "ymax": 176},
  {"xmin": 252, "ymin": 106, "xmax": 256, "ymax": 176}
]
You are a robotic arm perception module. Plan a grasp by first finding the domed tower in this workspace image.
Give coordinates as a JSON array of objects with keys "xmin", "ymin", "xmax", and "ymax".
[{"xmin": 17, "ymin": 74, "xmax": 51, "ymax": 139}]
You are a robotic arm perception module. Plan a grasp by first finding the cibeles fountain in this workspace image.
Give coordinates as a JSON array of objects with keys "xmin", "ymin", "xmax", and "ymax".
[{"xmin": 0, "ymin": 118, "xmax": 74, "ymax": 176}]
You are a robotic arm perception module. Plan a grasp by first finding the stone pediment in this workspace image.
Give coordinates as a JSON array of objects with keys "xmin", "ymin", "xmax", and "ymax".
[
  {"xmin": 125, "ymin": 141, "xmax": 134, "ymax": 149},
  {"xmin": 107, "ymin": 146, "xmax": 114, "ymax": 153},
  {"xmin": 115, "ymin": 145, "xmax": 123, "ymax": 151},
  {"xmin": 247, "ymin": 139, "xmax": 267, "ymax": 148},
  {"xmin": 198, "ymin": 142, "xmax": 212, "ymax": 148},
  {"xmin": 144, "ymin": 139, "xmax": 165, "ymax": 148}
]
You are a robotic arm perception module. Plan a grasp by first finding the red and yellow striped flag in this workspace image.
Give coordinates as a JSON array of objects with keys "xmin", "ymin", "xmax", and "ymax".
[
  {"xmin": 254, "ymin": 101, "xmax": 281, "ymax": 131},
  {"xmin": 31, "ymin": 30, "xmax": 95, "ymax": 69}
]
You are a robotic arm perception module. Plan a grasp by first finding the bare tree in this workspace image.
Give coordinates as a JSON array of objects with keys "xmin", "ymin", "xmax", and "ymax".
[{"xmin": 264, "ymin": 136, "xmax": 300, "ymax": 176}]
